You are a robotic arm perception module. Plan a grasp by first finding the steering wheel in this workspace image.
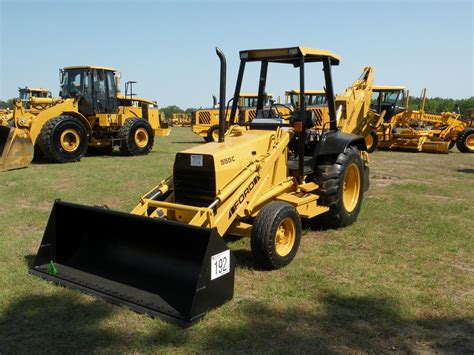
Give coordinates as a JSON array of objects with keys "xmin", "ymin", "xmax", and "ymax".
[{"xmin": 269, "ymin": 103, "xmax": 294, "ymax": 119}]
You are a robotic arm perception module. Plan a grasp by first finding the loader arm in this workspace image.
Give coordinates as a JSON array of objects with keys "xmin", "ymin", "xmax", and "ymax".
[{"xmin": 334, "ymin": 66, "xmax": 380, "ymax": 136}]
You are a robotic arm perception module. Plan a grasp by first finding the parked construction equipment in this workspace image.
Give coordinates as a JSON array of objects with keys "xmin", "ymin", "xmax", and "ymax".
[
  {"xmin": 0, "ymin": 66, "xmax": 170, "ymax": 172},
  {"xmin": 285, "ymin": 89, "xmax": 326, "ymax": 107},
  {"xmin": 170, "ymin": 113, "xmax": 191, "ymax": 127},
  {"xmin": 371, "ymin": 86, "xmax": 473, "ymax": 153},
  {"xmin": 0, "ymin": 87, "xmax": 53, "ymax": 121},
  {"xmin": 279, "ymin": 67, "xmax": 383, "ymax": 152},
  {"xmin": 18, "ymin": 86, "xmax": 52, "ymax": 103},
  {"xmin": 191, "ymin": 93, "xmax": 272, "ymax": 142},
  {"xmin": 31, "ymin": 46, "xmax": 370, "ymax": 326}
]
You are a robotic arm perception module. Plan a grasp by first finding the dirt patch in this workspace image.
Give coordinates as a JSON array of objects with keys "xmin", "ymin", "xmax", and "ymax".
[
  {"xmin": 18, "ymin": 200, "xmax": 53, "ymax": 213},
  {"xmin": 370, "ymin": 174, "xmax": 402, "ymax": 187}
]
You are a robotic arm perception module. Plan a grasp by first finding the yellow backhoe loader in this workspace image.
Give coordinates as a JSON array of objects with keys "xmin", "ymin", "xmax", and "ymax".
[
  {"xmin": 31, "ymin": 46, "xmax": 370, "ymax": 326},
  {"xmin": 191, "ymin": 93, "xmax": 272, "ymax": 142},
  {"xmin": 371, "ymin": 86, "xmax": 473, "ymax": 153},
  {"xmin": 0, "ymin": 66, "xmax": 170, "ymax": 172}
]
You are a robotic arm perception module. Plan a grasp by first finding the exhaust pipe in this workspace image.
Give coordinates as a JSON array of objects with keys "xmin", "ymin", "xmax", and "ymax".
[{"xmin": 215, "ymin": 47, "xmax": 226, "ymax": 143}]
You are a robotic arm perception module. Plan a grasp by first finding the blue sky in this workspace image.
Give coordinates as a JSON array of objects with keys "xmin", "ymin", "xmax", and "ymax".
[{"xmin": 1, "ymin": 0, "xmax": 473, "ymax": 108}]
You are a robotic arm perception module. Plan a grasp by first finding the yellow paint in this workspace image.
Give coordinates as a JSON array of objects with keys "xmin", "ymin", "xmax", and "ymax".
[
  {"xmin": 60, "ymin": 128, "xmax": 80, "ymax": 152},
  {"xmin": 274, "ymin": 218, "xmax": 296, "ymax": 257},
  {"xmin": 342, "ymin": 163, "xmax": 360, "ymax": 213},
  {"xmin": 0, "ymin": 65, "xmax": 170, "ymax": 170},
  {"xmin": 373, "ymin": 86, "xmax": 471, "ymax": 153}
]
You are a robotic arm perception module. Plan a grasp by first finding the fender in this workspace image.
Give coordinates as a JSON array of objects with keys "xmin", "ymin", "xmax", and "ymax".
[
  {"xmin": 313, "ymin": 130, "xmax": 369, "ymax": 192},
  {"xmin": 28, "ymin": 100, "xmax": 93, "ymax": 144},
  {"xmin": 314, "ymin": 130, "xmax": 367, "ymax": 157},
  {"xmin": 62, "ymin": 111, "xmax": 94, "ymax": 134}
]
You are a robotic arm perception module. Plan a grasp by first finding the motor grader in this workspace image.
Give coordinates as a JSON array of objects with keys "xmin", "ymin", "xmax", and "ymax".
[
  {"xmin": 0, "ymin": 66, "xmax": 170, "ymax": 172},
  {"xmin": 30, "ymin": 46, "xmax": 370, "ymax": 326},
  {"xmin": 191, "ymin": 93, "xmax": 272, "ymax": 142},
  {"xmin": 371, "ymin": 86, "xmax": 473, "ymax": 153}
]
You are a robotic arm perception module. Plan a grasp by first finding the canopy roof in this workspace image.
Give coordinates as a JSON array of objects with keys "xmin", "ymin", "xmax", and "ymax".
[
  {"xmin": 240, "ymin": 93, "xmax": 273, "ymax": 98},
  {"xmin": 239, "ymin": 47, "xmax": 341, "ymax": 65},
  {"xmin": 373, "ymin": 85, "xmax": 406, "ymax": 92},
  {"xmin": 63, "ymin": 65, "xmax": 117, "ymax": 72},
  {"xmin": 285, "ymin": 89, "xmax": 325, "ymax": 95},
  {"xmin": 18, "ymin": 87, "xmax": 50, "ymax": 92}
]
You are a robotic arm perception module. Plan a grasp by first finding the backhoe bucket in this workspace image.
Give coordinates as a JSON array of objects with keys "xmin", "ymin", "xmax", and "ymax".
[
  {"xmin": 30, "ymin": 200, "xmax": 235, "ymax": 327},
  {"xmin": 0, "ymin": 125, "xmax": 34, "ymax": 172}
]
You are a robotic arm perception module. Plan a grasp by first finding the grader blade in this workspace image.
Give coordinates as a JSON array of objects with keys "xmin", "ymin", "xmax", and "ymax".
[
  {"xmin": 30, "ymin": 201, "xmax": 235, "ymax": 327},
  {"xmin": 0, "ymin": 125, "xmax": 34, "ymax": 172}
]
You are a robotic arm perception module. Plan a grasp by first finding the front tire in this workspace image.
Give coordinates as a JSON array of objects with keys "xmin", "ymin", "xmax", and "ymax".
[
  {"xmin": 251, "ymin": 201, "xmax": 302, "ymax": 270},
  {"xmin": 38, "ymin": 115, "xmax": 88, "ymax": 163},
  {"xmin": 207, "ymin": 125, "xmax": 220, "ymax": 142},
  {"xmin": 314, "ymin": 146, "xmax": 365, "ymax": 228},
  {"xmin": 455, "ymin": 127, "xmax": 474, "ymax": 153},
  {"xmin": 119, "ymin": 118, "xmax": 154, "ymax": 156},
  {"xmin": 365, "ymin": 130, "xmax": 378, "ymax": 153}
]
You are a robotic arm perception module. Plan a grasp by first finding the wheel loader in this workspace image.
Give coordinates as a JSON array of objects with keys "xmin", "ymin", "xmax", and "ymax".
[
  {"xmin": 191, "ymin": 93, "xmax": 272, "ymax": 142},
  {"xmin": 0, "ymin": 66, "xmax": 170, "ymax": 172},
  {"xmin": 371, "ymin": 86, "xmax": 473, "ymax": 153},
  {"xmin": 30, "ymin": 46, "xmax": 370, "ymax": 327}
]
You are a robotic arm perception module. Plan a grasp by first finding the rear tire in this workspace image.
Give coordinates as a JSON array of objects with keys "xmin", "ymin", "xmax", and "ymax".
[
  {"xmin": 119, "ymin": 118, "xmax": 154, "ymax": 156},
  {"xmin": 314, "ymin": 146, "xmax": 365, "ymax": 228},
  {"xmin": 251, "ymin": 201, "xmax": 302, "ymax": 270},
  {"xmin": 38, "ymin": 115, "xmax": 88, "ymax": 163},
  {"xmin": 207, "ymin": 125, "xmax": 220, "ymax": 142},
  {"xmin": 455, "ymin": 127, "xmax": 474, "ymax": 153},
  {"xmin": 365, "ymin": 131, "xmax": 378, "ymax": 153},
  {"xmin": 448, "ymin": 140, "xmax": 456, "ymax": 151}
]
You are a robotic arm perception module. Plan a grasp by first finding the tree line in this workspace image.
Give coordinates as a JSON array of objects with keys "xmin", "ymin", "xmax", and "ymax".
[{"xmin": 407, "ymin": 96, "xmax": 474, "ymax": 114}]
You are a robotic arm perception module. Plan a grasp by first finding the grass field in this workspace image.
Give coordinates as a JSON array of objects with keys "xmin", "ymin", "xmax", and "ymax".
[{"xmin": 1, "ymin": 127, "xmax": 473, "ymax": 353}]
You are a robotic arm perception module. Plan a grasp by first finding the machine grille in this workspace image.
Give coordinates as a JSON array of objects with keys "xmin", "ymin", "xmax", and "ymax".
[
  {"xmin": 310, "ymin": 108, "xmax": 324, "ymax": 127},
  {"xmin": 174, "ymin": 153, "xmax": 216, "ymax": 207},
  {"xmin": 198, "ymin": 111, "xmax": 211, "ymax": 124}
]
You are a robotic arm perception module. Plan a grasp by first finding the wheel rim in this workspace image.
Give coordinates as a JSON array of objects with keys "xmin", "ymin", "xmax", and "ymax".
[
  {"xmin": 60, "ymin": 129, "xmax": 80, "ymax": 152},
  {"xmin": 466, "ymin": 133, "xmax": 474, "ymax": 149},
  {"xmin": 342, "ymin": 163, "xmax": 361, "ymax": 213},
  {"xmin": 365, "ymin": 134, "xmax": 374, "ymax": 150},
  {"xmin": 274, "ymin": 218, "xmax": 296, "ymax": 257},
  {"xmin": 212, "ymin": 129, "xmax": 219, "ymax": 141},
  {"xmin": 134, "ymin": 128, "xmax": 149, "ymax": 148}
]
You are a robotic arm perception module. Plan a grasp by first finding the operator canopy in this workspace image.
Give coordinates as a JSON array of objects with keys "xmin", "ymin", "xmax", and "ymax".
[
  {"xmin": 372, "ymin": 86, "xmax": 406, "ymax": 92},
  {"xmin": 239, "ymin": 47, "xmax": 341, "ymax": 65}
]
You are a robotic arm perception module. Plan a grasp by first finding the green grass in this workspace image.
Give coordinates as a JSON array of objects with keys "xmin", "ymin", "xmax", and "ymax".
[{"xmin": 1, "ymin": 128, "xmax": 473, "ymax": 353}]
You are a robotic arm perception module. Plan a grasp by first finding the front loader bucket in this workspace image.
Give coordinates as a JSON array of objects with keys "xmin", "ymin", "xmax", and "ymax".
[
  {"xmin": 30, "ymin": 200, "xmax": 235, "ymax": 327},
  {"xmin": 0, "ymin": 125, "xmax": 34, "ymax": 172}
]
